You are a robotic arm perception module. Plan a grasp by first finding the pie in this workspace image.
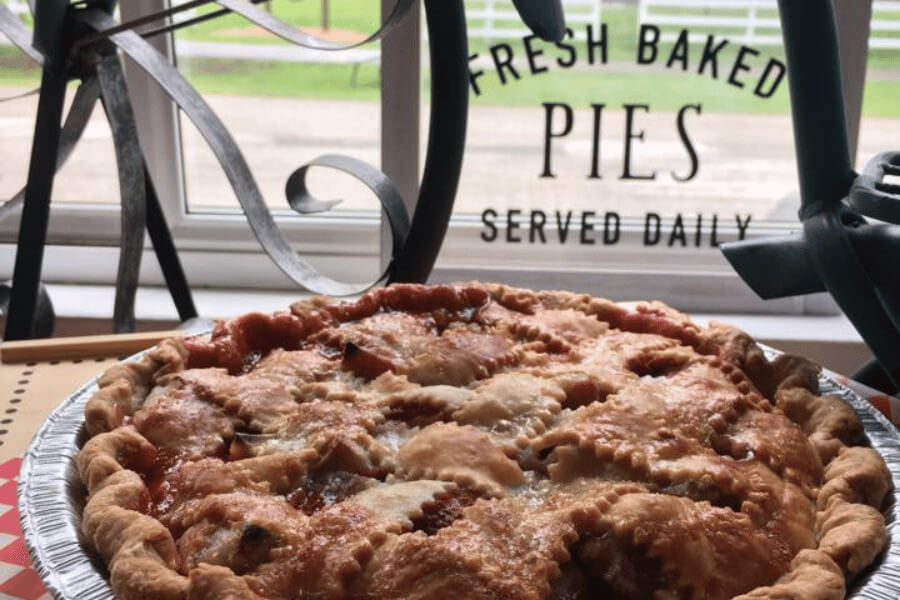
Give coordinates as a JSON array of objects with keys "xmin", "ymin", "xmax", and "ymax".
[{"xmin": 76, "ymin": 283, "xmax": 892, "ymax": 600}]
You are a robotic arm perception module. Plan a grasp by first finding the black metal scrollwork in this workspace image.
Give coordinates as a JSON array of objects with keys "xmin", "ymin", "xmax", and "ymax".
[
  {"xmin": 1, "ymin": 0, "xmax": 566, "ymax": 339},
  {"xmin": 94, "ymin": 45, "xmax": 148, "ymax": 333},
  {"xmin": 510, "ymin": 0, "xmax": 566, "ymax": 43},
  {"xmin": 285, "ymin": 154, "xmax": 409, "ymax": 246},
  {"xmin": 80, "ymin": 8, "xmax": 415, "ymax": 297},
  {"xmin": 285, "ymin": 154, "xmax": 410, "ymax": 281}
]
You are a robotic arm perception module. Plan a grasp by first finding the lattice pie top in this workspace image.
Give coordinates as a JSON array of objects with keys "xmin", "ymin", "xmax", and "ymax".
[{"xmin": 77, "ymin": 283, "xmax": 891, "ymax": 599}]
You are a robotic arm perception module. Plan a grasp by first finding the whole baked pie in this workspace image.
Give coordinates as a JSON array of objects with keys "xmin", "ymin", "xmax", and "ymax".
[{"xmin": 77, "ymin": 283, "xmax": 892, "ymax": 600}]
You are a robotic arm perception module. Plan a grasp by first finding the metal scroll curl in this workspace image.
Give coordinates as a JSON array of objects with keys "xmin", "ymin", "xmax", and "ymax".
[
  {"xmin": 285, "ymin": 155, "xmax": 410, "ymax": 268},
  {"xmin": 80, "ymin": 9, "xmax": 416, "ymax": 297},
  {"xmin": 0, "ymin": 1, "xmax": 43, "ymax": 65},
  {"xmin": 285, "ymin": 155, "xmax": 410, "ymax": 271},
  {"xmin": 2, "ymin": 0, "xmax": 558, "ymax": 334},
  {"xmin": 95, "ymin": 46, "xmax": 147, "ymax": 333},
  {"xmin": 79, "ymin": 0, "xmax": 475, "ymax": 297},
  {"xmin": 73, "ymin": 0, "xmax": 564, "ymax": 48},
  {"xmin": 75, "ymin": 0, "xmax": 415, "ymax": 51},
  {"xmin": 216, "ymin": 0, "xmax": 567, "ymax": 51}
]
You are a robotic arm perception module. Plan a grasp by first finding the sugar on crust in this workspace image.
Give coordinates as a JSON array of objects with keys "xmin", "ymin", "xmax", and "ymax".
[{"xmin": 76, "ymin": 283, "xmax": 892, "ymax": 600}]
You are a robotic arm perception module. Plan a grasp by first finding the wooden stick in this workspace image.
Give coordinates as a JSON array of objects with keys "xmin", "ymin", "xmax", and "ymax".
[{"xmin": 0, "ymin": 330, "xmax": 183, "ymax": 364}]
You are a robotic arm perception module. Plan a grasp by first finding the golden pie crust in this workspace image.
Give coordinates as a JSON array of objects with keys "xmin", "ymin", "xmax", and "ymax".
[{"xmin": 76, "ymin": 283, "xmax": 892, "ymax": 600}]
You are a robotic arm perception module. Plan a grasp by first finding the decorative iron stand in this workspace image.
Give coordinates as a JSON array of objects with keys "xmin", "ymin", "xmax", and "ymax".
[{"xmin": 0, "ymin": 0, "xmax": 565, "ymax": 339}]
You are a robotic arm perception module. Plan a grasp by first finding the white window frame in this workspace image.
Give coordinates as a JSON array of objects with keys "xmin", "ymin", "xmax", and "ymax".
[{"xmin": 0, "ymin": 0, "xmax": 878, "ymax": 315}]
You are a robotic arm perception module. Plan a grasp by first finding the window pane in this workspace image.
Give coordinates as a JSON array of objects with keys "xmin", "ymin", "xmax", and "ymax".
[
  {"xmin": 0, "ymin": 6, "xmax": 120, "ymax": 211},
  {"xmin": 456, "ymin": 0, "xmax": 809, "ymax": 238},
  {"xmin": 175, "ymin": 0, "xmax": 386, "ymax": 216},
  {"xmin": 858, "ymin": 1, "xmax": 900, "ymax": 171},
  {"xmin": 0, "ymin": 2, "xmax": 40, "ymax": 207}
]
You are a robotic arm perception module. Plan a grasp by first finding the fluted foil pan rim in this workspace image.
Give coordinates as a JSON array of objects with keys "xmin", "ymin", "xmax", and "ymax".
[{"xmin": 17, "ymin": 346, "xmax": 900, "ymax": 599}]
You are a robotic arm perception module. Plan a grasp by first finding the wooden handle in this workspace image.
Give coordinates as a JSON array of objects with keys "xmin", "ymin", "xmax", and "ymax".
[{"xmin": 0, "ymin": 330, "xmax": 183, "ymax": 364}]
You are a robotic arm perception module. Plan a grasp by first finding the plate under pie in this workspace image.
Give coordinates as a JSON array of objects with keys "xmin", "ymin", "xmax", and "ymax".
[{"xmin": 18, "ymin": 283, "xmax": 900, "ymax": 600}]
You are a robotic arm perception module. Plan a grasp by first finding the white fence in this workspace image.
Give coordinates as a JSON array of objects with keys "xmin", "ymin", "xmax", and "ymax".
[
  {"xmin": 3, "ymin": 1, "xmax": 896, "ymax": 58},
  {"xmin": 871, "ymin": 1, "xmax": 900, "ymax": 49},
  {"xmin": 464, "ymin": 0, "xmax": 602, "ymax": 43},
  {"xmin": 638, "ymin": 0, "xmax": 900, "ymax": 50}
]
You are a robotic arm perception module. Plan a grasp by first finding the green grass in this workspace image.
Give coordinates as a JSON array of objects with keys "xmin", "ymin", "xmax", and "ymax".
[
  {"xmin": 468, "ymin": 67, "xmax": 792, "ymax": 114},
  {"xmin": 179, "ymin": 0, "xmax": 899, "ymax": 117},
  {"xmin": 0, "ymin": 47, "xmax": 39, "ymax": 86},
  {"xmin": 181, "ymin": 0, "xmax": 382, "ymax": 44},
  {"xmin": 1, "ymin": 2, "xmax": 897, "ymax": 116},
  {"xmin": 180, "ymin": 59, "xmax": 381, "ymax": 98},
  {"xmin": 862, "ymin": 79, "xmax": 900, "ymax": 118},
  {"xmin": 465, "ymin": 4, "xmax": 899, "ymax": 71},
  {"xmin": 0, "ymin": 68, "xmax": 39, "ymax": 87}
]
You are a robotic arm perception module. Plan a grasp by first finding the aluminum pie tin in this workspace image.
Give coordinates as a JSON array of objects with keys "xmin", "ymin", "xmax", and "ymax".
[{"xmin": 17, "ymin": 351, "xmax": 900, "ymax": 600}]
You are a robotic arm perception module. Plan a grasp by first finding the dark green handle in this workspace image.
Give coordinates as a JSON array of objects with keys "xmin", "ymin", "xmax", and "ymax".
[{"xmin": 776, "ymin": 0, "xmax": 856, "ymax": 219}]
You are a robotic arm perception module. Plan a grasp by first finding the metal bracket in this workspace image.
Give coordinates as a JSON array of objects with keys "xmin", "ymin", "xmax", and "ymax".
[
  {"xmin": 722, "ymin": 0, "xmax": 900, "ymax": 389},
  {"xmin": 95, "ymin": 46, "xmax": 147, "ymax": 333}
]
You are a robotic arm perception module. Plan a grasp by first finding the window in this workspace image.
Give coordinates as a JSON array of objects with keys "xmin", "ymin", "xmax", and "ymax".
[
  {"xmin": 1, "ymin": 0, "xmax": 896, "ymax": 315},
  {"xmin": 435, "ymin": 0, "xmax": 895, "ymax": 314}
]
